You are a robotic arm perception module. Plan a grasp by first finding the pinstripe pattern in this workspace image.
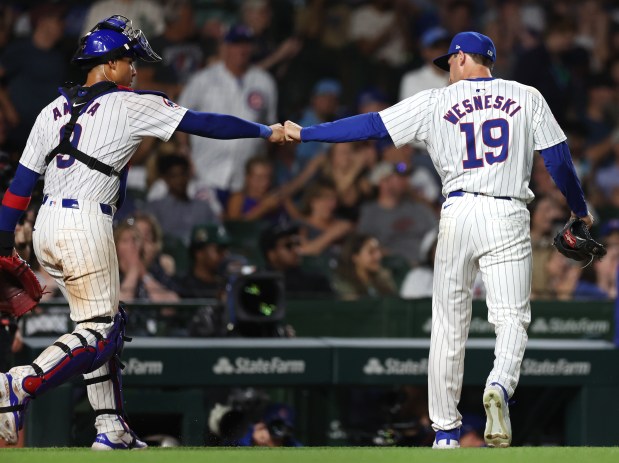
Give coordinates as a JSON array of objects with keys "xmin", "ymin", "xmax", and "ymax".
[
  {"xmin": 11, "ymin": 87, "xmax": 188, "ymax": 437},
  {"xmin": 378, "ymin": 78, "xmax": 552, "ymax": 433},
  {"xmin": 178, "ymin": 62, "xmax": 277, "ymax": 191}
]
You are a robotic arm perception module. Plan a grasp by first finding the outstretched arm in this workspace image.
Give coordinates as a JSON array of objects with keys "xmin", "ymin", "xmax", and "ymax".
[
  {"xmin": 285, "ymin": 112, "xmax": 391, "ymax": 143},
  {"xmin": 0, "ymin": 164, "xmax": 40, "ymax": 256},
  {"xmin": 176, "ymin": 110, "xmax": 285, "ymax": 143},
  {"xmin": 539, "ymin": 141, "xmax": 593, "ymax": 227}
]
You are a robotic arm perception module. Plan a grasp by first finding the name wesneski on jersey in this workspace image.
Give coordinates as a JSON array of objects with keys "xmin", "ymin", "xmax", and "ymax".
[{"xmin": 443, "ymin": 94, "xmax": 522, "ymax": 125}]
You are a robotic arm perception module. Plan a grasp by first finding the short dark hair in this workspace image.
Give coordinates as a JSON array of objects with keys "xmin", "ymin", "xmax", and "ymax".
[
  {"xmin": 157, "ymin": 154, "xmax": 190, "ymax": 176},
  {"xmin": 467, "ymin": 53, "xmax": 494, "ymax": 70}
]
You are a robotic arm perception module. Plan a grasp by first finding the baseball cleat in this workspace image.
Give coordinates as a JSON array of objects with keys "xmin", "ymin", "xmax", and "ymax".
[
  {"xmin": 483, "ymin": 383, "xmax": 512, "ymax": 448},
  {"xmin": 432, "ymin": 428, "xmax": 461, "ymax": 449},
  {"xmin": 92, "ymin": 429, "xmax": 148, "ymax": 450},
  {"xmin": 0, "ymin": 372, "xmax": 28, "ymax": 445}
]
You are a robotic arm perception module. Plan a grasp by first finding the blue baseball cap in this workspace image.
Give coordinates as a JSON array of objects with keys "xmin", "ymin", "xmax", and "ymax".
[
  {"xmin": 224, "ymin": 24, "xmax": 254, "ymax": 43},
  {"xmin": 421, "ymin": 27, "xmax": 450, "ymax": 48},
  {"xmin": 313, "ymin": 79, "xmax": 342, "ymax": 97},
  {"xmin": 433, "ymin": 31, "xmax": 496, "ymax": 72}
]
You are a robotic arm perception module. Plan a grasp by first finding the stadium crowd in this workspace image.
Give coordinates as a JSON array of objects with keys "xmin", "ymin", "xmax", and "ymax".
[
  {"xmin": 1, "ymin": 0, "xmax": 619, "ymax": 450},
  {"xmin": 0, "ymin": 0, "xmax": 618, "ymax": 307}
]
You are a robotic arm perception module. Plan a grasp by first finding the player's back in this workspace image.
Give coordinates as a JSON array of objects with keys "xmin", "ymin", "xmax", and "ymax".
[
  {"xmin": 381, "ymin": 78, "xmax": 565, "ymax": 202},
  {"xmin": 19, "ymin": 89, "xmax": 186, "ymax": 205}
]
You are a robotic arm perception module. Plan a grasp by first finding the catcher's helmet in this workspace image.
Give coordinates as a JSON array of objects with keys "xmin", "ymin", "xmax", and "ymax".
[{"xmin": 72, "ymin": 15, "xmax": 161, "ymax": 66}]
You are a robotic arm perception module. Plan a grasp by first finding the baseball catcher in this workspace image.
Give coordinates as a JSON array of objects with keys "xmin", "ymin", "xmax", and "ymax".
[
  {"xmin": 0, "ymin": 253, "xmax": 44, "ymax": 318},
  {"xmin": 553, "ymin": 217, "xmax": 607, "ymax": 265}
]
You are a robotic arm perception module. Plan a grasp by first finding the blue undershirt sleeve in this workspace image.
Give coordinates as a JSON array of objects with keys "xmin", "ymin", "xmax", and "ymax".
[
  {"xmin": 301, "ymin": 112, "xmax": 391, "ymax": 143},
  {"xmin": 0, "ymin": 164, "xmax": 40, "ymax": 232},
  {"xmin": 176, "ymin": 110, "xmax": 272, "ymax": 139},
  {"xmin": 539, "ymin": 141, "xmax": 588, "ymax": 217}
]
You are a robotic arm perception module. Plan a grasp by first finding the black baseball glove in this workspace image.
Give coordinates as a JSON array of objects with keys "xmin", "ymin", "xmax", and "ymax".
[{"xmin": 553, "ymin": 217, "xmax": 607, "ymax": 264}]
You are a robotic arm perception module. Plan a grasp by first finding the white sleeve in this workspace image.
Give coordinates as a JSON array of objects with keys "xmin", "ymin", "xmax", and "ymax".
[
  {"xmin": 531, "ymin": 89, "xmax": 566, "ymax": 150},
  {"xmin": 379, "ymin": 90, "xmax": 432, "ymax": 148},
  {"xmin": 124, "ymin": 93, "xmax": 188, "ymax": 141},
  {"xmin": 266, "ymin": 76, "xmax": 277, "ymax": 124},
  {"xmin": 19, "ymin": 112, "xmax": 48, "ymax": 174}
]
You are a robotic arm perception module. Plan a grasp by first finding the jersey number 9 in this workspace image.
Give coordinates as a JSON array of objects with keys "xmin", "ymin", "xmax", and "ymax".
[{"xmin": 56, "ymin": 123, "xmax": 83, "ymax": 169}]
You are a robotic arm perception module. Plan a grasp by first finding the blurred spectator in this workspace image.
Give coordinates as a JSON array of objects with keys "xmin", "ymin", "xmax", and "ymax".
[
  {"xmin": 136, "ymin": 0, "xmax": 204, "ymax": 100},
  {"xmin": 259, "ymin": 222, "xmax": 332, "ymax": 297},
  {"xmin": 175, "ymin": 224, "xmax": 230, "ymax": 299},
  {"xmin": 295, "ymin": 79, "xmax": 342, "ymax": 171},
  {"xmin": 133, "ymin": 212, "xmax": 179, "ymax": 289},
  {"xmin": 581, "ymin": 73, "xmax": 616, "ymax": 147},
  {"xmin": 240, "ymin": 0, "xmax": 302, "ymax": 75},
  {"xmin": 333, "ymin": 233, "xmax": 397, "ymax": 300},
  {"xmin": 529, "ymin": 196, "xmax": 565, "ymax": 299},
  {"xmin": 512, "ymin": 19, "xmax": 588, "ymax": 125},
  {"xmin": 400, "ymin": 228, "xmax": 437, "ymax": 299},
  {"xmin": 400, "ymin": 228, "xmax": 484, "ymax": 299},
  {"xmin": 595, "ymin": 132, "xmax": 619, "ymax": 209},
  {"xmin": 349, "ymin": 0, "xmax": 408, "ymax": 69},
  {"xmin": 399, "ymin": 27, "xmax": 451, "ymax": 100},
  {"xmin": 115, "ymin": 220, "xmax": 180, "ymax": 302},
  {"xmin": 235, "ymin": 403, "xmax": 302, "ymax": 447},
  {"xmin": 440, "ymin": 0, "xmax": 474, "ymax": 36},
  {"xmin": 178, "ymin": 24, "xmax": 277, "ymax": 198},
  {"xmin": 145, "ymin": 154, "xmax": 221, "ymax": 246},
  {"xmin": 356, "ymin": 87, "xmax": 391, "ymax": 115},
  {"xmin": 285, "ymin": 142, "xmax": 373, "ymax": 222},
  {"xmin": 380, "ymin": 143, "xmax": 441, "ymax": 205},
  {"xmin": 81, "ymin": 0, "xmax": 165, "ymax": 37},
  {"xmin": 357, "ymin": 162, "xmax": 437, "ymax": 266},
  {"xmin": 226, "ymin": 155, "xmax": 293, "ymax": 224},
  {"xmin": 0, "ymin": 3, "xmax": 67, "ymax": 150},
  {"xmin": 296, "ymin": 179, "xmax": 354, "ymax": 257}
]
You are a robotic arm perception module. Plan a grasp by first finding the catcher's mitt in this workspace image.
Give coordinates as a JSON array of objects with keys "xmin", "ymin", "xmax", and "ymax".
[
  {"xmin": 553, "ymin": 217, "xmax": 607, "ymax": 265},
  {"xmin": 0, "ymin": 254, "xmax": 44, "ymax": 317}
]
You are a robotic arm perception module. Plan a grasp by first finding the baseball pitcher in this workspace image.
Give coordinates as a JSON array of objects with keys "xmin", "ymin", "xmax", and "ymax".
[
  {"xmin": 0, "ymin": 15, "xmax": 284, "ymax": 449},
  {"xmin": 284, "ymin": 32, "xmax": 594, "ymax": 448}
]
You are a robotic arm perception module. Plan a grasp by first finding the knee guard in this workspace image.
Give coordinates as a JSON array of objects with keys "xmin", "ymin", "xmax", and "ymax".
[{"xmin": 22, "ymin": 306, "xmax": 130, "ymax": 398}]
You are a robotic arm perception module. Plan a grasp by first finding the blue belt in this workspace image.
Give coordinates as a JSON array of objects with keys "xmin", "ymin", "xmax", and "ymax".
[
  {"xmin": 448, "ymin": 190, "xmax": 511, "ymax": 201},
  {"xmin": 43, "ymin": 195, "xmax": 113, "ymax": 216}
]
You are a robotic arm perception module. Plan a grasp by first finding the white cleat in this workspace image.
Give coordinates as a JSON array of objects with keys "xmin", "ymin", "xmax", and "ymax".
[
  {"xmin": 483, "ymin": 383, "xmax": 512, "ymax": 448},
  {"xmin": 432, "ymin": 428, "xmax": 461, "ymax": 449},
  {"xmin": 92, "ymin": 429, "xmax": 148, "ymax": 450}
]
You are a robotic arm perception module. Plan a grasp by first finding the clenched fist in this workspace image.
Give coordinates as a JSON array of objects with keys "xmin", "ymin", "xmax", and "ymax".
[
  {"xmin": 267, "ymin": 123, "xmax": 286, "ymax": 144},
  {"xmin": 284, "ymin": 120, "xmax": 303, "ymax": 142}
]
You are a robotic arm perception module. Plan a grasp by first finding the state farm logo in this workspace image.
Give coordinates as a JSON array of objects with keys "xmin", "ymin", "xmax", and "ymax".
[
  {"xmin": 123, "ymin": 358, "xmax": 163, "ymax": 375},
  {"xmin": 363, "ymin": 357, "xmax": 428, "ymax": 376},
  {"xmin": 212, "ymin": 356, "xmax": 305, "ymax": 375}
]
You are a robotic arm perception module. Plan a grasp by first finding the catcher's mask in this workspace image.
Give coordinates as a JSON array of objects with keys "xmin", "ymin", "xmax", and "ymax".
[{"xmin": 72, "ymin": 15, "xmax": 161, "ymax": 67}]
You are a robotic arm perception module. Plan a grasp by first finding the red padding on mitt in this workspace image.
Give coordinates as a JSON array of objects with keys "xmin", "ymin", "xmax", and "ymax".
[{"xmin": 0, "ymin": 255, "xmax": 43, "ymax": 317}]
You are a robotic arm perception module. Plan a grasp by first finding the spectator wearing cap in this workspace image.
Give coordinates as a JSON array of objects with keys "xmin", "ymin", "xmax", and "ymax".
[
  {"xmin": 259, "ymin": 223, "xmax": 332, "ymax": 297},
  {"xmin": 177, "ymin": 23, "xmax": 277, "ymax": 201},
  {"xmin": 175, "ymin": 224, "xmax": 231, "ymax": 298},
  {"xmin": 0, "ymin": 2, "xmax": 67, "ymax": 150},
  {"xmin": 145, "ymin": 154, "xmax": 221, "ymax": 246},
  {"xmin": 399, "ymin": 27, "xmax": 451, "ymax": 100},
  {"xmin": 356, "ymin": 87, "xmax": 390, "ymax": 114},
  {"xmin": 135, "ymin": 0, "xmax": 204, "ymax": 101},
  {"xmin": 294, "ymin": 79, "xmax": 343, "ymax": 171},
  {"xmin": 357, "ymin": 162, "xmax": 437, "ymax": 266}
]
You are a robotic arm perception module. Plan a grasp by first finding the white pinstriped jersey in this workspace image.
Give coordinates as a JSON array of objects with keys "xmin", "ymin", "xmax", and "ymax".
[
  {"xmin": 178, "ymin": 62, "xmax": 277, "ymax": 191},
  {"xmin": 19, "ymin": 91, "xmax": 187, "ymax": 205},
  {"xmin": 379, "ymin": 78, "xmax": 566, "ymax": 202}
]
